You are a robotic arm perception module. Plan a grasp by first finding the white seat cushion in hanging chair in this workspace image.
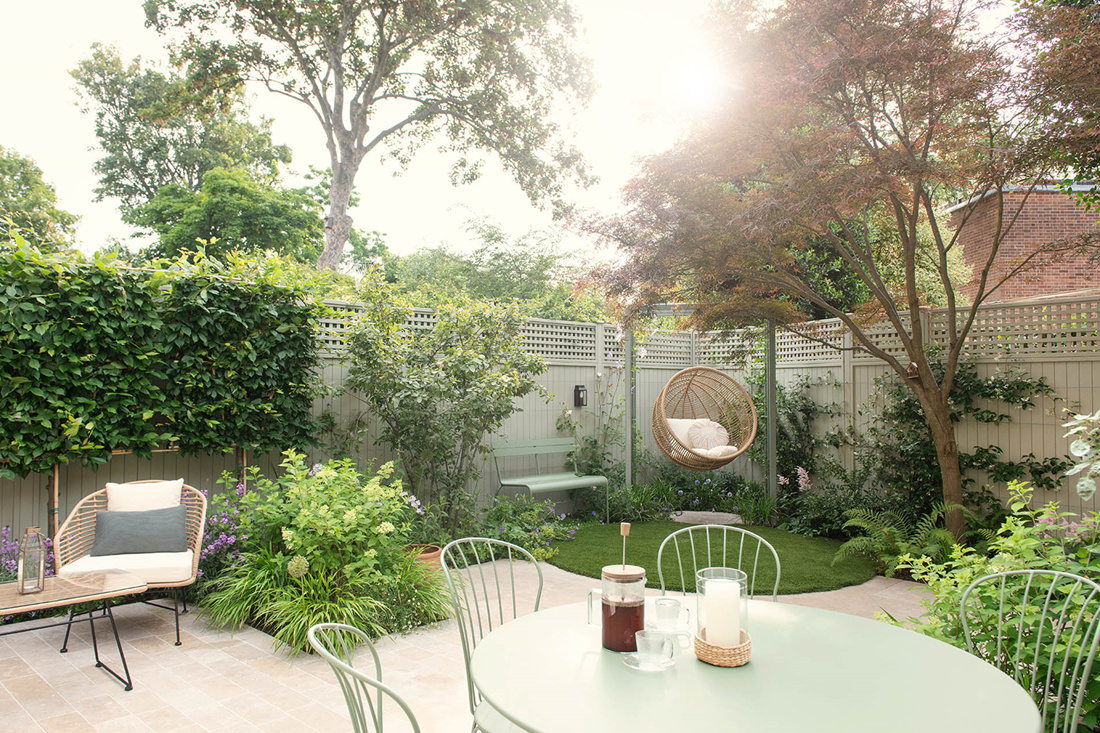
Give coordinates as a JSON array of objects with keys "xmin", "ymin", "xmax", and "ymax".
[
  {"xmin": 688, "ymin": 419, "xmax": 729, "ymax": 449},
  {"xmin": 692, "ymin": 445, "xmax": 740, "ymax": 459},
  {"xmin": 667, "ymin": 418, "xmax": 697, "ymax": 447}
]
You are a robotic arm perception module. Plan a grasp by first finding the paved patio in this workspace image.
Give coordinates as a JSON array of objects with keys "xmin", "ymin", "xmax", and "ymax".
[{"xmin": 0, "ymin": 564, "xmax": 929, "ymax": 732}]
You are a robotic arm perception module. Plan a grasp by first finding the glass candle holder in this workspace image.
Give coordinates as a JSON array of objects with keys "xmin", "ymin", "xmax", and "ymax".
[
  {"xmin": 18, "ymin": 527, "xmax": 46, "ymax": 595},
  {"xmin": 696, "ymin": 567, "xmax": 747, "ymax": 648}
]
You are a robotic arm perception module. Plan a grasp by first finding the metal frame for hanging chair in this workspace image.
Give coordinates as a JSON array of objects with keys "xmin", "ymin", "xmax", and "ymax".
[{"xmin": 652, "ymin": 366, "xmax": 757, "ymax": 471}]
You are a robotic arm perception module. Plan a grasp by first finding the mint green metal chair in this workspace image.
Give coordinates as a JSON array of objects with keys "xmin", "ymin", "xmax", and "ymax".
[
  {"xmin": 307, "ymin": 623, "xmax": 421, "ymax": 733},
  {"xmin": 962, "ymin": 570, "xmax": 1100, "ymax": 733},
  {"xmin": 657, "ymin": 524, "xmax": 781, "ymax": 600},
  {"xmin": 442, "ymin": 538, "xmax": 543, "ymax": 733}
]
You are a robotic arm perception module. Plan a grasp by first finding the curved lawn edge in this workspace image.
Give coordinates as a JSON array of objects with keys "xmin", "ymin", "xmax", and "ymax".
[{"xmin": 546, "ymin": 520, "xmax": 877, "ymax": 595}]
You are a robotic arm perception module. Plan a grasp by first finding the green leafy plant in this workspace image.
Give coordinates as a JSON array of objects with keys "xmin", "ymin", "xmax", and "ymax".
[
  {"xmin": 481, "ymin": 495, "xmax": 580, "ymax": 561},
  {"xmin": 747, "ymin": 373, "xmax": 834, "ymax": 479},
  {"xmin": 0, "ymin": 245, "xmax": 323, "ymax": 481},
  {"xmin": 1065, "ymin": 410, "xmax": 1100, "ymax": 501},
  {"xmin": 0, "ymin": 244, "xmax": 175, "ymax": 479},
  {"xmin": 159, "ymin": 251, "xmax": 324, "ymax": 456},
  {"xmin": 345, "ymin": 276, "xmax": 546, "ymax": 534},
  {"xmin": 862, "ymin": 360, "xmax": 1064, "ymax": 520},
  {"xmin": 556, "ymin": 369, "xmax": 626, "ymax": 480},
  {"xmin": 832, "ymin": 503, "xmax": 964, "ymax": 577},
  {"xmin": 898, "ymin": 482, "xmax": 1100, "ymax": 731},
  {"xmin": 201, "ymin": 452, "xmax": 451, "ymax": 651}
]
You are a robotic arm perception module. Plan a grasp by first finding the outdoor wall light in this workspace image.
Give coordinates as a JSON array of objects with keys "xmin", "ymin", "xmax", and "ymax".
[{"xmin": 574, "ymin": 385, "xmax": 587, "ymax": 408}]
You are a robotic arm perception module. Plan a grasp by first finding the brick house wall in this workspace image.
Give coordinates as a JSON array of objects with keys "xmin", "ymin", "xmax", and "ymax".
[{"xmin": 949, "ymin": 189, "xmax": 1099, "ymax": 303}]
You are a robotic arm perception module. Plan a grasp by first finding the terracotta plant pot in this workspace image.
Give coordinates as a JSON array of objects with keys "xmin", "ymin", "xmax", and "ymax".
[{"xmin": 407, "ymin": 544, "xmax": 443, "ymax": 568}]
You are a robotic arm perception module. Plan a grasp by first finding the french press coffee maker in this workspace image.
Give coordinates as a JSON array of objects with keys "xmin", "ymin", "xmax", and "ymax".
[{"xmin": 588, "ymin": 564, "xmax": 647, "ymax": 652}]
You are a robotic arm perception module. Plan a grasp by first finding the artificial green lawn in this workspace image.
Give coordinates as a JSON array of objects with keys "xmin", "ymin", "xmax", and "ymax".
[{"xmin": 547, "ymin": 520, "xmax": 877, "ymax": 595}]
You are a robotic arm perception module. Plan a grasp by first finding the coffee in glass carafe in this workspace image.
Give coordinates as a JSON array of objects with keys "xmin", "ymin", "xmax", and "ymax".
[{"xmin": 587, "ymin": 564, "xmax": 647, "ymax": 652}]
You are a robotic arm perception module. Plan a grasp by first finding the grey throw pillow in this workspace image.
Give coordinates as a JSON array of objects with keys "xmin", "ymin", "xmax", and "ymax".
[{"xmin": 90, "ymin": 504, "xmax": 188, "ymax": 556}]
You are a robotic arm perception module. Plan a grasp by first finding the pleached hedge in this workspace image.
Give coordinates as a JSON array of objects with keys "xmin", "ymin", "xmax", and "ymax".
[{"xmin": 0, "ymin": 245, "xmax": 322, "ymax": 479}]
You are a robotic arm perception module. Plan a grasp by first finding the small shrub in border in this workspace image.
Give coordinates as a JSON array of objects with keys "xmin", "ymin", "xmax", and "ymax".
[{"xmin": 200, "ymin": 451, "xmax": 450, "ymax": 651}]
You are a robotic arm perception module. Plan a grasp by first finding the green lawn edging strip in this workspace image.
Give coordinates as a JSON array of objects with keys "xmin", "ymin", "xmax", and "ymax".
[{"xmin": 547, "ymin": 520, "xmax": 877, "ymax": 595}]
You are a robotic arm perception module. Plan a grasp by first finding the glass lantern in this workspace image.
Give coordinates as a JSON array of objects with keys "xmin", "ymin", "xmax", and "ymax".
[
  {"xmin": 17, "ymin": 527, "xmax": 46, "ymax": 595},
  {"xmin": 696, "ymin": 567, "xmax": 748, "ymax": 647}
]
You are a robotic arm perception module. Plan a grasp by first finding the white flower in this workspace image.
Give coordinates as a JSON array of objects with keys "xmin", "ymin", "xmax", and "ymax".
[{"xmin": 376, "ymin": 521, "xmax": 396, "ymax": 535}]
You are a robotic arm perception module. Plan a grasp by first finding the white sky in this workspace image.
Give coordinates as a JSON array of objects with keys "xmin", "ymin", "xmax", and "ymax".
[{"xmin": 0, "ymin": 0, "xmax": 722, "ymax": 259}]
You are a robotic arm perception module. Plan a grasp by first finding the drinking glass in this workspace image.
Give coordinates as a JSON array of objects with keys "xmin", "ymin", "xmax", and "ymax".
[
  {"xmin": 648, "ymin": 597, "xmax": 692, "ymax": 653},
  {"xmin": 634, "ymin": 630, "xmax": 675, "ymax": 670}
]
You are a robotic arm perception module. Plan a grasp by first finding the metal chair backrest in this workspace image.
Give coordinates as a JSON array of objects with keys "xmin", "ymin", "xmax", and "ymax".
[
  {"xmin": 657, "ymin": 524, "xmax": 781, "ymax": 600},
  {"xmin": 441, "ymin": 538, "xmax": 543, "ymax": 714},
  {"xmin": 307, "ymin": 623, "xmax": 421, "ymax": 733},
  {"xmin": 961, "ymin": 570, "xmax": 1100, "ymax": 733}
]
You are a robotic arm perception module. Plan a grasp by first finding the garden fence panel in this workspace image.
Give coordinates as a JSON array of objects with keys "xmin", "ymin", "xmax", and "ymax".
[{"xmin": 2, "ymin": 296, "xmax": 1098, "ymax": 536}]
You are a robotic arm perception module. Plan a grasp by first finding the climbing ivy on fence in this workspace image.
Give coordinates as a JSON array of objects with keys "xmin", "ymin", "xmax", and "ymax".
[{"xmin": 0, "ymin": 243, "xmax": 322, "ymax": 479}]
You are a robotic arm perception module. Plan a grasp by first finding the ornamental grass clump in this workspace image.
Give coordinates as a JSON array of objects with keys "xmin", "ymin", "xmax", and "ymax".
[{"xmin": 201, "ymin": 451, "xmax": 450, "ymax": 652}]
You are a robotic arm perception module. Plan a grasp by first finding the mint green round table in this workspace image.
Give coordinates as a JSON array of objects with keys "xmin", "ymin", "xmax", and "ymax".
[{"xmin": 469, "ymin": 598, "xmax": 1040, "ymax": 733}]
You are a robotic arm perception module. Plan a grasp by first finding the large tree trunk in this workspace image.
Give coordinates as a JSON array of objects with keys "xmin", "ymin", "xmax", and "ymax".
[
  {"xmin": 919, "ymin": 390, "xmax": 967, "ymax": 541},
  {"xmin": 316, "ymin": 153, "xmax": 363, "ymax": 271}
]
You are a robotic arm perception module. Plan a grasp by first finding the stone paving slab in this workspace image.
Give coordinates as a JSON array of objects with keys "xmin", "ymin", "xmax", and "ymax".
[
  {"xmin": 0, "ymin": 564, "xmax": 930, "ymax": 733},
  {"xmin": 669, "ymin": 510, "xmax": 742, "ymax": 525}
]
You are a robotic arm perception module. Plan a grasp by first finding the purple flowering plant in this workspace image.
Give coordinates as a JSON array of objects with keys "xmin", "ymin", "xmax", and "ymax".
[
  {"xmin": 0, "ymin": 526, "xmax": 55, "ymax": 583},
  {"xmin": 482, "ymin": 494, "xmax": 579, "ymax": 561},
  {"xmin": 197, "ymin": 473, "xmax": 254, "ymax": 584}
]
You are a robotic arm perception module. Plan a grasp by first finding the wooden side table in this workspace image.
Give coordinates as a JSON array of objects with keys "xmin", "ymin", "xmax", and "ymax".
[{"xmin": 0, "ymin": 570, "xmax": 148, "ymax": 690}]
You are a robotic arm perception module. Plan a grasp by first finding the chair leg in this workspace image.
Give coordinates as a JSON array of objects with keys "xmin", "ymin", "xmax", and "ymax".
[{"xmin": 172, "ymin": 590, "xmax": 181, "ymax": 646}]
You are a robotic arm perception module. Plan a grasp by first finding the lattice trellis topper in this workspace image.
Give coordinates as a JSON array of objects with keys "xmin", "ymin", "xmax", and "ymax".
[
  {"xmin": 521, "ymin": 320, "xmax": 598, "ymax": 364},
  {"xmin": 316, "ymin": 297, "xmax": 1100, "ymax": 366}
]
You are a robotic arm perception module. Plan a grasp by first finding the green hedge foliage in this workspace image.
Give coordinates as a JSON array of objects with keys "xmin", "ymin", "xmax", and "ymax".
[{"xmin": 0, "ymin": 245, "xmax": 321, "ymax": 479}]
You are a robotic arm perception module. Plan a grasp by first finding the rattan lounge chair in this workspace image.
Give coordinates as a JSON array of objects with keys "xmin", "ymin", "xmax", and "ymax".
[{"xmin": 54, "ymin": 479, "xmax": 207, "ymax": 645}]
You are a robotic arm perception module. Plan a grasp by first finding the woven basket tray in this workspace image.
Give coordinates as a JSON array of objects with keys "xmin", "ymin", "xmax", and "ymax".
[{"xmin": 695, "ymin": 628, "xmax": 752, "ymax": 667}]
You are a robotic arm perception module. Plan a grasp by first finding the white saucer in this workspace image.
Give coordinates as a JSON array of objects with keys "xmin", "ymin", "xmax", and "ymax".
[{"xmin": 622, "ymin": 653, "xmax": 675, "ymax": 672}]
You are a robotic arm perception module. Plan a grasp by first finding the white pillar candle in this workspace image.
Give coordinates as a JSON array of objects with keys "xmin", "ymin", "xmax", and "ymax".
[{"xmin": 704, "ymin": 578, "xmax": 741, "ymax": 647}]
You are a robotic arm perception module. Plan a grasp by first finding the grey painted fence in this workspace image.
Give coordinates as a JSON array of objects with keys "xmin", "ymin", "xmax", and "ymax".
[{"xmin": 3, "ymin": 295, "xmax": 1098, "ymax": 536}]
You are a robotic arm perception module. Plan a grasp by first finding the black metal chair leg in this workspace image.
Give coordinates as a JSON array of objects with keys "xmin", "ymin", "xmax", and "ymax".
[
  {"xmin": 172, "ymin": 590, "xmax": 181, "ymax": 646},
  {"xmin": 181, "ymin": 594, "xmax": 188, "ymax": 614},
  {"xmin": 88, "ymin": 609, "xmax": 101, "ymax": 665},
  {"xmin": 59, "ymin": 607, "xmax": 76, "ymax": 653}
]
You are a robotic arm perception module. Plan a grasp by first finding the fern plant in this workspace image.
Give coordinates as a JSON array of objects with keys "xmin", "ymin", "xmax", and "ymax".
[{"xmin": 832, "ymin": 503, "xmax": 962, "ymax": 576}]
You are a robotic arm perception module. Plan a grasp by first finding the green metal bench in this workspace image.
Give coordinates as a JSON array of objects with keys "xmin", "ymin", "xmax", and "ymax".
[{"xmin": 492, "ymin": 438, "xmax": 610, "ymax": 523}]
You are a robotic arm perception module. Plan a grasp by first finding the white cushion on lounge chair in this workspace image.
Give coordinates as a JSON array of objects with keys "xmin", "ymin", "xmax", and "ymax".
[
  {"xmin": 59, "ymin": 550, "xmax": 194, "ymax": 585},
  {"xmin": 106, "ymin": 478, "xmax": 184, "ymax": 512}
]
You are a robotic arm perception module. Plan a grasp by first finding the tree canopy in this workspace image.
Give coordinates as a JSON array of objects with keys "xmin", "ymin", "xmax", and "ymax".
[
  {"xmin": 0, "ymin": 147, "xmax": 78, "ymax": 251},
  {"xmin": 144, "ymin": 0, "xmax": 595, "ymax": 270},
  {"xmin": 131, "ymin": 167, "xmax": 324, "ymax": 262},
  {"xmin": 391, "ymin": 220, "xmax": 605, "ymax": 321},
  {"xmin": 594, "ymin": 0, "xmax": 1088, "ymax": 538},
  {"xmin": 1014, "ymin": 0, "xmax": 1100, "ymax": 208},
  {"xmin": 71, "ymin": 43, "xmax": 291, "ymax": 220}
]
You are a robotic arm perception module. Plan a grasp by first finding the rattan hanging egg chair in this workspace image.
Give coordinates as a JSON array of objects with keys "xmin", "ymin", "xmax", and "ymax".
[{"xmin": 652, "ymin": 366, "xmax": 758, "ymax": 471}]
